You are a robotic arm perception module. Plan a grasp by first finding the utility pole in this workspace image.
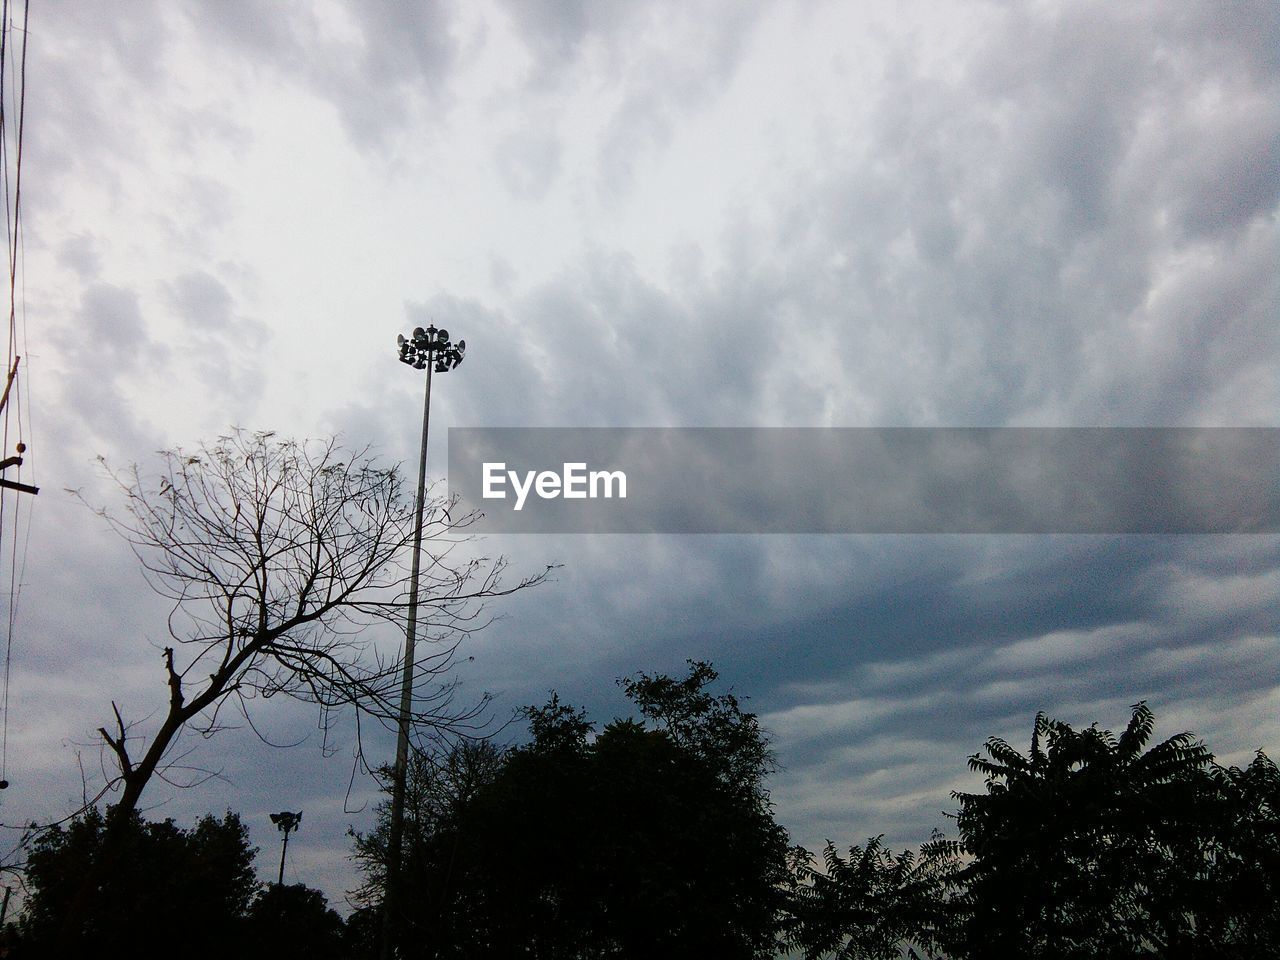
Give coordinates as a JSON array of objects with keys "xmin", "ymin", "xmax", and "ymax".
[
  {"xmin": 269, "ymin": 810, "xmax": 302, "ymax": 886},
  {"xmin": 381, "ymin": 324, "xmax": 465, "ymax": 960},
  {"xmin": 0, "ymin": 357, "xmax": 36, "ymax": 498}
]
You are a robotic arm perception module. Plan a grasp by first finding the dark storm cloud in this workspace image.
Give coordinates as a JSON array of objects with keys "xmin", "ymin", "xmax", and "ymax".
[
  {"xmin": 656, "ymin": 0, "xmax": 1278, "ymax": 432},
  {"xmin": 760, "ymin": 535, "xmax": 1280, "ymax": 851},
  {"xmin": 218, "ymin": 3, "xmax": 1280, "ymax": 878}
]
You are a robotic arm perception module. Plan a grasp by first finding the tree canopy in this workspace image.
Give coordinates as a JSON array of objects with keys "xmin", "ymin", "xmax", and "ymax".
[
  {"xmin": 15, "ymin": 806, "xmax": 349, "ymax": 958},
  {"xmin": 20, "ymin": 808, "xmax": 258, "ymax": 956},
  {"xmin": 354, "ymin": 661, "xmax": 795, "ymax": 959},
  {"xmin": 788, "ymin": 702, "xmax": 1280, "ymax": 959},
  {"xmin": 948, "ymin": 703, "xmax": 1279, "ymax": 958},
  {"xmin": 8, "ymin": 671, "xmax": 1274, "ymax": 960}
]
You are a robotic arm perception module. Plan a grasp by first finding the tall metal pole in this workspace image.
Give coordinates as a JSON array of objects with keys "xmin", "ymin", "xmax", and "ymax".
[
  {"xmin": 269, "ymin": 810, "xmax": 302, "ymax": 887},
  {"xmin": 382, "ymin": 362, "xmax": 431, "ymax": 956},
  {"xmin": 278, "ymin": 828, "xmax": 290, "ymax": 886},
  {"xmin": 382, "ymin": 325, "xmax": 464, "ymax": 960}
]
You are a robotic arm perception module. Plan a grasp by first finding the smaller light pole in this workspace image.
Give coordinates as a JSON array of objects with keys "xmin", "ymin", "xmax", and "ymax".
[{"xmin": 269, "ymin": 810, "xmax": 302, "ymax": 886}]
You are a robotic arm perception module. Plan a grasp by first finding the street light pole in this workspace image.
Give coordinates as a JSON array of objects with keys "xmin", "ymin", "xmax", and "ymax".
[
  {"xmin": 269, "ymin": 810, "xmax": 302, "ymax": 886},
  {"xmin": 381, "ymin": 325, "xmax": 465, "ymax": 960}
]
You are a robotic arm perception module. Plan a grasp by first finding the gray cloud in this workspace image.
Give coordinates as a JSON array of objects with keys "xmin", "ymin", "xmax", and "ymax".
[
  {"xmin": 578, "ymin": 0, "xmax": 1266, "ymax": 435},
  {"xmin": 165, "ymin": 271, "xmax": 235, "ymax": 332},
  {"xmin": 55, "ymin": 235, "xmax": 102, "ymax": 280},
  {"xmin": 9, "ymin": 0, "xmax": 1278, "ymax": 909},
  {"xmin": 175, "ymin": 1, "xmax": 459, "ymax": 150},
  {"xmin": 161, "ymin": 270, "xmax": 270, "ymax": 418},
  {"xmin": 494, "ymin": 126, "xmax": 563, "ymax": 200},
  {"xmin": 52, "ymin": 282, "xmax": 168, "ymax": 460}
]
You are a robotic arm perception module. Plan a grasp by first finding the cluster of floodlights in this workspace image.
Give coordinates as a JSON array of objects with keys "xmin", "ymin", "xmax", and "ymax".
[
  {"xmin": 269, "ymin": 810, "xmax": 302, "ymax": 834},
  {"xmin": 397, "ymin": 325, "xmax": 465, "ymax": 372}
]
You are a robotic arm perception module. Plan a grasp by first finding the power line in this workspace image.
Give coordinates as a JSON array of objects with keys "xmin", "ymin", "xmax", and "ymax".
[{"xmin": 0, "ymin": 0, "xmax": 32, "ymax": 790}]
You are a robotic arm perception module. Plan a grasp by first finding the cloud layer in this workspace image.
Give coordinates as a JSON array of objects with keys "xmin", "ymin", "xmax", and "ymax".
[{"xmin": 3, "ymin": 0, "xmax": 1276, "ymax": 905}]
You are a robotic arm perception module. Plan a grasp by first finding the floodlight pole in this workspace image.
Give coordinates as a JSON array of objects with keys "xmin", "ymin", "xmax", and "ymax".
[
  {"xmin": 269, "ymin": 810, "xmax": 302, "ymax": 886},
  {"xmin": 382, "ymin": 325, "xmax": 465, "ymax": 960}
]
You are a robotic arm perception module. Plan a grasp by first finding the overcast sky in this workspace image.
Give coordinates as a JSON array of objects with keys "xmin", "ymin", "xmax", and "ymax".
[{"xmin": 2, "ymin": 0, "xmax": 1277, "ymax": 908}]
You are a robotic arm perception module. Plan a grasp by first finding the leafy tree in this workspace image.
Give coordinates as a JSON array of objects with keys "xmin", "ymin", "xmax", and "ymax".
[
  {"xmin": 620, "ymin": 660, "xmax": 773, "ymax": 803},
  {"xmin": 941, "ymin": 704, "xmax": 1280, "ymax": 958},
  {"xmin": 950, "ymin": 703, "xmax": 1220, "ymax": 957},
  {"xmin": 18, "ymin": 808, "xmax": 258, "ymax": 956},
  {"xmin": 349, "ymin": 738, "xmax": 506, "ymax": 929},
  {"xmin": 354, "ymin": 661, "xmax": 794, "ymax": 958},
  {"xmin": 788, "ymin": 703, "xmax": 1280, "ymax": 959},
  {"xmin": 788, "ymin": 834, "xmax": 956, "ymax": 960},
  {"xmin": 245, "ymin": 883, "xmax": 348, "ymax": 960},
  {"xmin": 1147, "ymin": 749, "xmax": 1280, "ymax": 955}
]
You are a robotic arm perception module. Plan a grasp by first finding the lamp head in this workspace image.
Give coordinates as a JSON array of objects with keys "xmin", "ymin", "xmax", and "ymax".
[{"xmin": 397, "ymin": 326, "xmax": 466, "ymax": 373}]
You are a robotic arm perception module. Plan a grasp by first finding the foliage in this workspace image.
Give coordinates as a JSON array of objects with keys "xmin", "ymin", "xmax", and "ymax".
[
  {"xmin": 620, "ymin": 660, "xmax": 775, "ymax": 802},
  {"xmin": 1192, "ymin": 751, "xmax": 1280, "ymax": 948},
  {"xmin": 788, "ymin": 833, "xmax": 957, "ymax": 960},
  {"xmin": 949, "ymin": 702, "xmax": 1254, "ymax": 958},
  {"xmin": 245, "ymin": 883, "xmax": 348, "ymax": 959},
  {"xmin": 789, "ymin": 703, "xmax": 1280, "ymax": 959},
  {"xmin": 18, "ymin": 808, "xmax": 258, "ymax": 956},
  {"xmin": 354, "ymin": 661, "xmax": 794, "ymax": 959},
  {"xmin": 349, "ymin": 738, "xmax": 506, "ymax": 921}
]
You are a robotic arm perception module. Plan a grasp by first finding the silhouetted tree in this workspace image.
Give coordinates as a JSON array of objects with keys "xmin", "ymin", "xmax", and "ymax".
[
  {"xmin": 341, "ymin": 904, "xmax": 384, "ymax": 959},
  {"xmin": 354, "ymin": 661, "xmax": 794, "ymax": 958},
  {"xmin": 62, "ymin": 429, "xmax": 548, "ymax": 941},
  {"xmin": 788, "ymin": 833, "xmax": 956, "ymax": 960},
  {"xmin": 19, "ymin": 808, "xmax": 258, "ymax": 956},
  {"xmin": 349, "ymin": 738, "xmax": 506, "ymax": 929},
  {"xmin": 951, "ymin": 703, "xmax": 1230, "ymax": 957},
  {"xmin": 245, "ymin": 883, "xmax": 347, "ymax": 960},
  {"xmin": 788, "ymin": 703, "xmax": 1280, "ymax": 959},
  {"xmin": 82, "ymin": 430, "xmax": 547, "ymax": 823}
]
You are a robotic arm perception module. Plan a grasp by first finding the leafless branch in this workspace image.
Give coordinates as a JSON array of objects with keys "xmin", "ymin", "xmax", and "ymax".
[{"xmin": 72, "ymin": 428, "xmax": 551, "ymax": 825}]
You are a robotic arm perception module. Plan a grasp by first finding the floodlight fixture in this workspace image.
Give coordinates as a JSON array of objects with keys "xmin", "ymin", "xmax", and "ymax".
[
  {"xmin": 270, "ymin": 810, "xmax": 302, "ymax": 834},
  {"xmin": 397, "ymin": 323, "xmax": 465, "ymax": 373}
]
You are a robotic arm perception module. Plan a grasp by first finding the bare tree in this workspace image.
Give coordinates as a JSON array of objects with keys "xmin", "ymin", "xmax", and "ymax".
[{"xmin": 78, "ymin": 428, "xmax": 549, "ymax": 821}]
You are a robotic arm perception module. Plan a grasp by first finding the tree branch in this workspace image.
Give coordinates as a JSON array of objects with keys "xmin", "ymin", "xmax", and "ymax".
[{"xmin": 97, "ymin": 701, "xmax": 133, "ymax": 781}]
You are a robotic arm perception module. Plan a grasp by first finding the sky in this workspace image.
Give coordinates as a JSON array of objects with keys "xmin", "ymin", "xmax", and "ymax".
[{"xmin": 1, "ymin": 0, "xmax": 1277, "ymax": 911}]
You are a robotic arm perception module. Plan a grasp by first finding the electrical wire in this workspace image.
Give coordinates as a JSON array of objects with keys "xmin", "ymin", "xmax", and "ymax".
[{"xmin": 0, "ymin": 0, "xmax": 31, "ymax": 787}]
